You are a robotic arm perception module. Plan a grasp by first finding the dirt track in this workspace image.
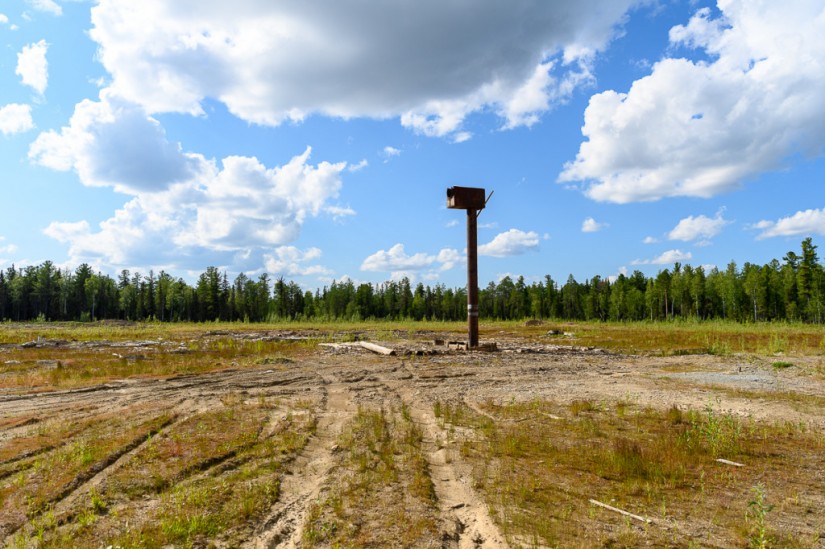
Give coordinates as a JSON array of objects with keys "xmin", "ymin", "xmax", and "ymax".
[{"xmin": 2, "ymin": 332, "xmax": 824, "ymax": 546}]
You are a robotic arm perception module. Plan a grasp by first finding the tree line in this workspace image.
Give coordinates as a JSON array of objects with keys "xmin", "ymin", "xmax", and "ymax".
[{"xmin": 0, "ymin": 238, "xmax": 822, "ymax": 324}]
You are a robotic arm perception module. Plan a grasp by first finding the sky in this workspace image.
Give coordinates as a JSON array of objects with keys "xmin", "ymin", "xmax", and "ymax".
[{"xmin": 1, "ymin": 0, "xmax": 824, "ymax": 290}]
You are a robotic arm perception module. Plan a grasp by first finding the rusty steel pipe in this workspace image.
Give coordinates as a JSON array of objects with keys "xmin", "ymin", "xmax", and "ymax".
[
  {"xmin": 467, "ymin": 208, "xmax": 479, "ymax": 348},
  {"xmin": 446, "ymin": 186, "xmax": 486, "ymax": 349}
]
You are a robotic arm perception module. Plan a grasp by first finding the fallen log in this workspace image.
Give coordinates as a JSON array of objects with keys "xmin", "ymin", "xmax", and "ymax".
[{"xmin": 359, "ymin": 341, "xmax": 396, "ymax": 356}]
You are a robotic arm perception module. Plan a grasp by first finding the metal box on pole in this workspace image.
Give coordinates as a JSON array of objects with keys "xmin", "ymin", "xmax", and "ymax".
[{"xmin": 447, "ymin": 186, "xmax": 486, "ymax": 210}]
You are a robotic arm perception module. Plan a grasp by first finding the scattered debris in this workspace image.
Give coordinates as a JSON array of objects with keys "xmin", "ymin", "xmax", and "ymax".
[
  {"xmin": 589, "ymin": 499, "xmax": 652, "ymax": 524},
  {"xmin": 715, "ymin": 458, "xmax": 745, "ymax": 467}
]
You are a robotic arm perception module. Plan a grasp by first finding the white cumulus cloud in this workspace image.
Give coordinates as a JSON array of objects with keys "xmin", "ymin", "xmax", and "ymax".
[
  {"xmin": 0, "ymin": 104, "xmax": 34, "ymax": 135},
  {"xmin": 559, "ymin": 1, "xmax": 825, "ymax": 203},
  {"xmin": 668, "ymin": 210, "xmax": 730, "ymax": 241},
  {"xmin": 581, "ymin": 217, "xmax": 607, "ymax": 233},
  {"xmin": 87, "ymin": 0, "xmax": 639, "ymax": 140},
  {"xmin": 751, "ymin": 208, "xmax": 825, "ymax": 240},
  {"xmin": 28, "ymin": 0, "xmax": 62, "ymax": 16},
  {"xmin": 478, "ymin": 229, "xmax": 540, "ymax": 257},
  {"xmin": 264, "ymin": 246, "xmax": 331, "ymax": 277},
  {"xmin": 632, "ymin": 249, "xmax": 693, "ymax": 266},
  {"xmin": 0, "ymin": 236, "xmax": 18, "ymax": 255},
  {"xmin": 16, "ymin": 40, "xmax": 49, "ymax": 95},
  {"xmin": 33, "ymin": 90, "xmax": 351, "ymax": 273},
  {"xmin": 41, "ymin": 147, "xmax": 347, "ymax": 271},
  {"xmin": 347, "ymin": 159, "xmax": 368, "ymax": 172},
  {"xmin": 29, "ymin": 92, "xmax": 205, "ymax": 194},
  {"xmin": 360, "ymin": 244, "xmax": 459, "ymax": 273},
  {"xmin": 324, "ymin": 205, "xmax": 356, "ymax": 220}
]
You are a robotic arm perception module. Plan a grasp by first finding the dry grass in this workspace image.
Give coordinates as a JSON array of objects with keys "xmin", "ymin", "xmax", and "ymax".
[
  {"xmin": 4, "ymin": 399, "xmax": 317, "ymax": 547},
  {"xmin": 437, "ymin": 398, "xmax": 825, "ymax": 547},
  {"xmin": 0, "ymin": 335, "xmax": 318, "ymax": 393},
  {"xmin": 503, "ymin": 320, "xmax": 825, "ymax": 356},
  {"xmin": 303, "ymin": 405, "xmax": 439, "ymax": 547}
]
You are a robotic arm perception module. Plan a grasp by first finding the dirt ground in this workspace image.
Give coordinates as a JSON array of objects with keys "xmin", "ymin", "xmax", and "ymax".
[{"xmin": 1, "ymin": 329, "xmax": 824, "ymax": 547}]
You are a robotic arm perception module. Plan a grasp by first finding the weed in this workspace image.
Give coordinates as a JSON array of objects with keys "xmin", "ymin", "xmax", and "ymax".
[
  {"xmin": 747, "ymin": 483, "xmax": 773, "ymax": 548},
  {"xmin": 681, "ymin": 402, "xmax": 742, "ymax": 458},
  {"xmin": 89, "ymin": 487, "xmax": 107, "ymax": 514},
  {"xmin": 569, "ymin": 399, "xmax": 597, "ymax": 416},
  {"xmin": 666, "ymin": 404, "xmax": 683, "ymax": 425},
  {"xmin": 772, "ymin": 361, "xmax": 793, "ymax": 369}
]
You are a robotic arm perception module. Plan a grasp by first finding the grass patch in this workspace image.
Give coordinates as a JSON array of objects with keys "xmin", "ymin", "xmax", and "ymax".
[
  {"xmin": 11, "ymin": 399, "xmax": 317, "ymax": 547},
  {"xmin": 440, "ymin": 398, "xmax": 825, "ymax": 547},
  {"xmin": 303, "ymin": 405, "xmax": 439, "ymax": 547},
  {"xmin": 0, "ymin": 411, "xmax": 172, "ymax": 536}
]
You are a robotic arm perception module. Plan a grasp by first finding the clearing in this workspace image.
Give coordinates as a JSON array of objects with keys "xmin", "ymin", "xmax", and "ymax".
[{"xmin": 0, "ymin": 322, "xmax": 823, "ymax": 547}]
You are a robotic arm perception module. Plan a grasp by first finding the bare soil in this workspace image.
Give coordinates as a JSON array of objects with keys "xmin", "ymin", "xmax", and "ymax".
[{"xmin": 1, "ymin": 329, "xmax": 824, "ymax": 547}]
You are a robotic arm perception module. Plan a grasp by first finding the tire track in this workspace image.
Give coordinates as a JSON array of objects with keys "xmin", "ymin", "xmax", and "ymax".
[
  {"xmin": 248, "ymin": 374, "xmax": 357, "ymax": 548},
  {"xmin": 378, "ymin": 369, "xmax": 509, "ymax": 548},
  {"xmin": 2, "ymin": 411, "xmax": 180, "ymax": 543}
]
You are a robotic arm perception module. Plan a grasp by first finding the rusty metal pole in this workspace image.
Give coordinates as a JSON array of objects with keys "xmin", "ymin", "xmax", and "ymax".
[
  {"xmin": 447, "ymin": 186, "xmax": 486, "ymax": 349},
  {"xmin": 467, "ymin": 208, "xmax": 479, "ymax": 348}
]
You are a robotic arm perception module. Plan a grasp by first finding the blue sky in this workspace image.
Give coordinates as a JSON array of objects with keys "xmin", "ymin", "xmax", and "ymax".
[{"xmin": 1, "ymin": 0, "xmax": 824, "ymax": 290}]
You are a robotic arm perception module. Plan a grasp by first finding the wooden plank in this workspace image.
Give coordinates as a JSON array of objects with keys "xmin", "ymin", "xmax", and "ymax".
[
  {"xmin": 359, "ymin": 341, "xmax": 396, "ymax": 356},
  {"xmin": 589, "ymin": 499, "xmax": 651, "ymax": 524},
  {"xmin": 716, "ymin": 458, "xmax": 745, "ymax": 467}
]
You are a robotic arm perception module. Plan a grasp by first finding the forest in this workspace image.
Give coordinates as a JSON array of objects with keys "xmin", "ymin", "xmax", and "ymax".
[{"xmin": 0, "ymin": 238, "xmax": 822, "ymax": 324}]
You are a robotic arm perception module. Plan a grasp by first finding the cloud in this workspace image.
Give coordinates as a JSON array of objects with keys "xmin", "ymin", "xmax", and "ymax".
[
  {"xmin": 29, "ymin": 92, "xmax": 206, "ymax": 194},
  {"xmin": 383, "ymin": 146, "xmax": 401, "ymax": 157},
  {"xmin": 347, "ymin": 159, "xmax": 368, "ymax": 172},
  {"xmin": 436, "ymin": 248, "xmax": 461, "ymax": 271},
  {"xmin": 0, "ymin": 104, "xmax": 34, "ymax": 135},
  {"xmin": 0, "ymin": 14, "xmax": 8, "ymax": 25},
  {"xmin": 28, "ymin": 0, "xmax": 62, "ymax": 16},
  {"xmin": 668, "ymin": 210, "xmax": 730, "ymax": 241},
  {"xmin": 16, "ymin": 40, "xmax": 49, "ymax": 95},
  {"xmin": 642, "ymin": 236, "xmax": 658, "ymax": 244},
  {"xmin": 88, "ymin": 0, "xmax": 638, "ymax": 140},
  {"xmin": 751, "ymin": 208, "xmax": 825, "ymax": 239},
  {"xmin": 360, "ymin": 244, "xmax": 459, "ymax": 273},
  {"xmin": 445, "ymin": 220, "xmax": 460, "ymax": 228},
  {"xmin": 632, "ymin": 249, "xmax": 692, "ymax": 265},
  {"xmin": 478, "ymin": 229, "xmax": 540, "ymax": 257},
  {"xmin": 607, "ymin": 266, "xmax": 629, "ymax": 283},
  {"xmin": 502, "ymin": 59, "xmax": 594, "ymax": 129},
  {"xmin": 42, "ymin": 147, "xmax": 347, "ymax": 271},
  {"xmin": 0, "ymin": 236, "xmax": 18, "ymax": 255},
  {"xmin": 581, "ymin": 217, "xmax": 607, "ymax": 233},
  {"xmin": 263, "ymin": 246, "xmax": 331, "ymax": 277},
  {"xmin": 559, "ymin": 1, "xmax": 825, "ymax": 202},
  {"xmin": 324, "ymin": 205, "xmax": 357, "ymax": 220}
]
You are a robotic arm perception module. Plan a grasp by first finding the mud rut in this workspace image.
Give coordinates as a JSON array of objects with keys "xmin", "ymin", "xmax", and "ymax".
[{"xmin": 2, "ymin": 338, "xmax": 824, "ymax": 547}]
